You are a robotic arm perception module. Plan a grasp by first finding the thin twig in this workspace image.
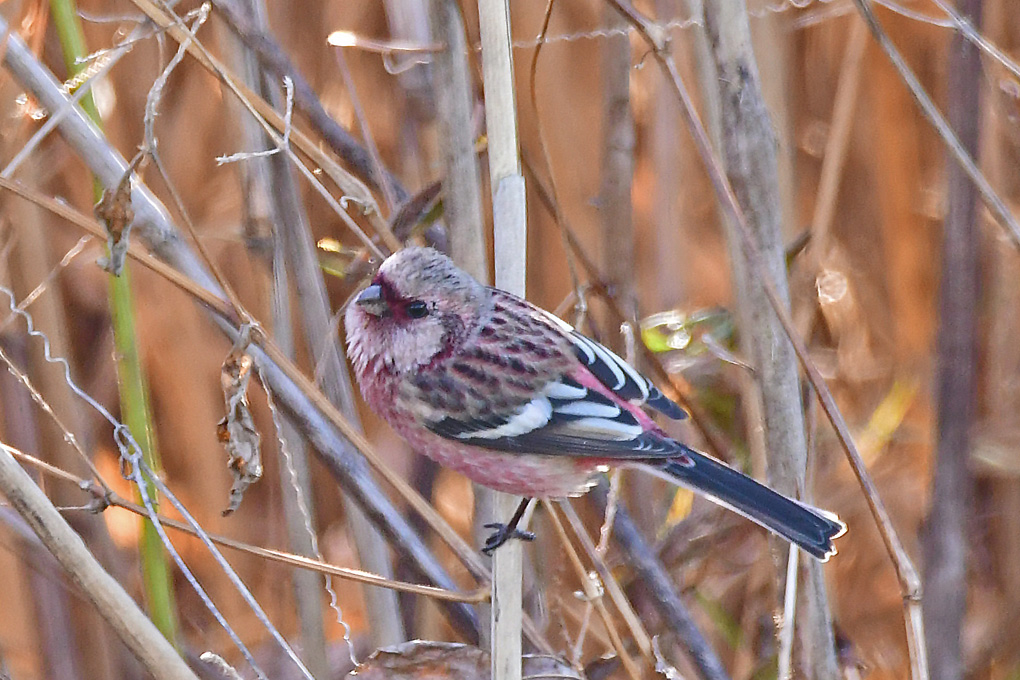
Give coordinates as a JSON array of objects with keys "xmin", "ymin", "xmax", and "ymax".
[
  {"xmin": 928, "ymin": 0, "xmax": 1020, "ymax": 80},
  {"xmin": 332, "ymin": 46, "xmax": 399, "ymax": 213},
  {"xmin": 2, "ymin": 442, "xmax": 489, "ymax": 603},
  {"xmin": 142, "ymin": 4, "xmax": 250, "ymax": 324},
  {"xmin": 543, "ymin": 501, "xmax": 643, "ymax": 680},
  {"xmin": 806, "ymin": 16, "xmax": 868, "ymax": 258},
  {"xmin": 777, "ymin": 544, "xmax": 799, "ymax": 680},
  {"xmin": 211, "ymin": 0, "xmax": 410, "ymax": 203},
  {"xmin": 558, "ymin": 501, "xmax": 652, "ymax": 660},
  {"xmin": 128, "ymin": 0, "xmax": 399, "ymax": 256},
  {"xmin": 526, "ymin": 0, "xmax": 585, "ymax": 304},
  {"xmin": 589, "ymin": 483, "xmax": 731, "ymax": 680},
  {"xmin": 0, "ymin": 236, "xmax": 95, "ymax": 333},
  {"xmin": 0, "ymin": 445, "xmax": 198, "ymax": 680}
]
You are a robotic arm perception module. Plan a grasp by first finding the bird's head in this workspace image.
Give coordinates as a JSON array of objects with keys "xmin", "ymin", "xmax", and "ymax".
[{"xmin": 344, "ymin": 247, "xmax": 489, "ymax": 376}]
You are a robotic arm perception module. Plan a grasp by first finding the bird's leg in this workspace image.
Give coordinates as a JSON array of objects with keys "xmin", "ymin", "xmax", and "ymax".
[{"xmin": 482, "ymin": 497, "xmax": 535, "ymax": 554}]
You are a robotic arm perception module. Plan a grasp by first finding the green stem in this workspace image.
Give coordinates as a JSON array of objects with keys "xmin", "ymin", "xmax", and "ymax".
[{"xmin": 48, "ymin": 0, "xmax": 180, "ymax": 646}]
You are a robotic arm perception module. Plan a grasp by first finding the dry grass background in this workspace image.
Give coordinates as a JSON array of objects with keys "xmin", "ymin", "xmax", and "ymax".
[{"xmin": 0, "ymin": 0, "xmax": 1018, "ymax": 679}]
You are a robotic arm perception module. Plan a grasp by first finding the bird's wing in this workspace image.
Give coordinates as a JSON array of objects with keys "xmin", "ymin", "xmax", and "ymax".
[
  {"xmin": 424, "ymin": 375, "xmax": 684, "ymax": 459},
  {"xmin": 406, "ymin": 289, "xmax": 686, "ymax": 460},
  {"xmin": 531, "ymin": 304, "xmax": 687, "ymax": 420}
]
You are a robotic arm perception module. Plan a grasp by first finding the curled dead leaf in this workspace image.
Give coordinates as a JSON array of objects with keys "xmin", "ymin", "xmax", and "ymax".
[
  {"xmin": 217, "ymin": 338, "xmax": 262, "ymax": 515},
  {"xmin": 94, "ymin": 155, "xmax": 143, "ymax": 275}
]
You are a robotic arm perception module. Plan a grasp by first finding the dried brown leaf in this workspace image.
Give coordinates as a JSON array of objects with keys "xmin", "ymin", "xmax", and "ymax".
[
  {"xmin": 93, "ymin": 155, "xmax": 144, "ymax": 275},
  {"xmin": 389, "ymin": 180, "xmax": 443, "ymax": 243},
  {"xmin": 217, "ymin": 340, "xmax": 262, "ymax": 515}
]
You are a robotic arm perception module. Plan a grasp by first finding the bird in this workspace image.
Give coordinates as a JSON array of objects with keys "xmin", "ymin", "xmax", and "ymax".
[{"xmin": 345, "ymin": 246, "xmax": 846, "ymax": 560}]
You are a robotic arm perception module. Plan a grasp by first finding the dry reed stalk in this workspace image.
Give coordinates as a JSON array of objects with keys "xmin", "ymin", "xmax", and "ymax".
[
  {"xmin": 923, "ymin": 1, "xmax": 983, "ymax": 678},
  {"xmin": 476, "ymin": 0, "xmax": 528, "ymax": 676},
  {"xmin": 699, "ymin": 3, "xmax": 839, "ymax": 677}
]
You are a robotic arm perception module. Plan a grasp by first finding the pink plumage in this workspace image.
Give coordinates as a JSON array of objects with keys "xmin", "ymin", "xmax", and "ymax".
[{"xmin": 345, "ymin": 247, "xmax": 845, "ymax": 559}]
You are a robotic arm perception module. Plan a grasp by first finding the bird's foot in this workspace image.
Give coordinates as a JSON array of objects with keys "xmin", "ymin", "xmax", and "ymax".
[{"xmin": 481, "ymin": 522, "xmax": 536, "ymax": 555}]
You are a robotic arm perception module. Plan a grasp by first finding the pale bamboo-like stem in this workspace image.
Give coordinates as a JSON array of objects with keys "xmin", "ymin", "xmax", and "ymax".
[{"xmin": 477, "ymin": 0, "xmax": 527, "ymax": 676}]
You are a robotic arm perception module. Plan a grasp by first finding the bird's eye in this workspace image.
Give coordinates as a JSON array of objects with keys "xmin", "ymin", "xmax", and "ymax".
[{"xmin": 406, "ymin": 300, "xmax": 430, "ymax": 319}]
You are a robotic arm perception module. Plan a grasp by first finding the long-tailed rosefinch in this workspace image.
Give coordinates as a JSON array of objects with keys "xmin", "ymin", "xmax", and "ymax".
[{"xmin": 345, "ymin": 247, "xmax": 845, "ymax": 559}]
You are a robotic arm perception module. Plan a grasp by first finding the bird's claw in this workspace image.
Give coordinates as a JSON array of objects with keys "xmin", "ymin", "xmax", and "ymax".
[{"xmin": 481, "ymin": 522, "xmax": 536, "ymax": 555}]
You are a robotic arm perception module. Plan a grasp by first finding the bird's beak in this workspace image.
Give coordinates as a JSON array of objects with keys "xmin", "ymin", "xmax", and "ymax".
[{"xmin": 355, "ymin": 284, "xmax": 389, "ymax": 317}]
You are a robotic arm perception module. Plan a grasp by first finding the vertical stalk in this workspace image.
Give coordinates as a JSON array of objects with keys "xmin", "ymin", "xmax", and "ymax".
[
  {"xmin": 699, "ymin": 2, "xmax": 838, "ymax": 678},
  {"xmin": 48, "ymin": 0, "xmax": 179, "ymax": 646},
  {"xmin": 110, "ymin": 264, "xmax": 180, "ymax": 645},
  {"xmin": 477, "ymin": 0, "xmax": 526, "ymax": 677},
  {"xmin": 923, "ymin": 2, "xmax": 983, "ymax": 679},
  {"xmin": 598, "ymin": 5, "xmax": 636, "ymax": 324},
  {"xmin": 430, "ymin": 0, "xmax": 488, "ymax": 281}
]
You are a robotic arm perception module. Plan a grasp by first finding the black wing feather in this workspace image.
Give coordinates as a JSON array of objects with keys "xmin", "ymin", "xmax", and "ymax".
[{"xmin": 425, "ymin": 376, "xmax": 682, "ymax": 459}]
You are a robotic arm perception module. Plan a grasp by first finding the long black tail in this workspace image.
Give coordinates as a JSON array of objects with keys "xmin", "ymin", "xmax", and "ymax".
[{"xmin": 656, "ymin": 448, "xmax": 846, "ymax": 561}]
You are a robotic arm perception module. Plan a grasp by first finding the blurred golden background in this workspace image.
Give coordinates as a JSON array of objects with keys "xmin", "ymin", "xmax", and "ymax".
[{"xmin": 0, "ymin": 0, "xmax": 1018, "ymax": 679}]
